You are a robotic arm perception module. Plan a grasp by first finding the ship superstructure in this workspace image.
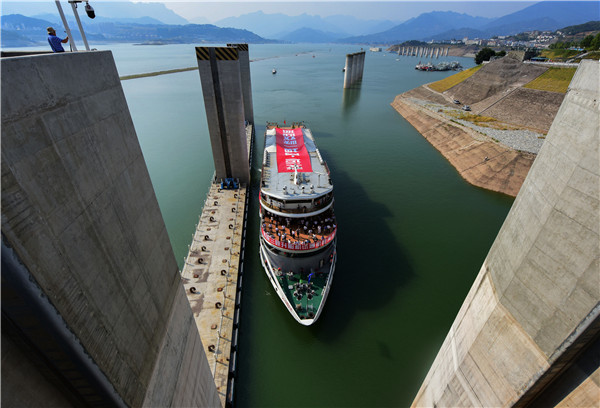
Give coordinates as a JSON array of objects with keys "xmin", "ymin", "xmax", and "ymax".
[{"xmin": 259, "ymin": 122, "xmax": 337, "ymax": 325}]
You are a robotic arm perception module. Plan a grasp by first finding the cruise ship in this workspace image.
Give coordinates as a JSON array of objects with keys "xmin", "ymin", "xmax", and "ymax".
[{"xmin": 259, "ymin": 122, "xmax": 337, "ymax": 325}]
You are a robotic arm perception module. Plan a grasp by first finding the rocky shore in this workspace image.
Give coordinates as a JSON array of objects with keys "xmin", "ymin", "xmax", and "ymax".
[
  {"xmin": 391, "ymin": 88, "xmax": 536, "ymax": 197},
  {"xmin": 390, "ymin": 55, "xmax": 570, "ymax": 197}
]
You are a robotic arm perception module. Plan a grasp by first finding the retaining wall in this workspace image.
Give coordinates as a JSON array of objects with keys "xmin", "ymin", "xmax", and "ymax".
[
  {"xmin": 412, "ymin": 60, "xmax": 599, "ymax": 407},
  {"xmin": 1, "ymin": 51, "xmax": 220, "ymax": 407}
]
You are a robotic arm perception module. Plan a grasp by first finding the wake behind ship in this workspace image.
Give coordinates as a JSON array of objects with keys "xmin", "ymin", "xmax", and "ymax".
[{"xmin": 259, "ymin": 122, "xmax": 337, "ymax": 325}]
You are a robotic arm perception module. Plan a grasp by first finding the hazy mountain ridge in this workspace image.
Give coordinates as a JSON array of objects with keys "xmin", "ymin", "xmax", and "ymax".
[
  {"xmin": 342, "ymin": 11, "xmax": 493, "ymax": 43},
  {"xmin": 1, "ymin": 1, "xmax": 189, "ymax": 25},
  {"xmin": 215, "ymin": 10, "xmax": 400, "ymax": 39},
  {"xmin": 279, "ymin": 27, "xmax": 347, "ymax": 43},
  {"xmin": 483, "ymin": 1, "xmax": 598, "ymax": 32},
  {"xmin": 0, "ymin": 14, "xmax": 271, "ymax": 47},
  {"xmin": 2, "ymin": 0, "xmax": 597, "ymax": 47},
  {"xmin": 339, "ymin": 1, "xmax": 597, "ymax": 44},
  {"xmin": 31, "ymin": 12, "xmax": 167, "ymax": 26}
]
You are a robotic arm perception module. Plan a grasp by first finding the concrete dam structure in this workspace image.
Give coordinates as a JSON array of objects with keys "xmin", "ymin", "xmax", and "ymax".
[
  {"xmin": 1, "ymin": 50, "xmax": 220, "ymax": 407},
  {"xmin": 412, "ymin": 60, "xmax": 599, "ymax": 407},
  {"xmin": 189, "ymin": 44, "xmax": 254, "ymax": 407},
  {"xmin": 343, "ymin": 51, "xmax": 365, "ymax": 89},
  {"xmin": 196, "ymin": 45, "xmax": 251, "ymax": 184}
]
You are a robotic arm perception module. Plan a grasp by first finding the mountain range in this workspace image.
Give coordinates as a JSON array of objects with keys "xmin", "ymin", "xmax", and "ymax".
[
  {"xmin": 1, "ymin": 1, "xmax": 188, "ymax": 25},
  {"xmin": 214, "ymin": 11, "xmax": 399, "ymax": 39},
  {"xmin": 1, "ymin": 1, "xmax": 598, "ymax": 47},
  {"xmin": 0, "ymin": 14, "xmax": 269, "ymax": 47},
  {"xmin": 343, "ymin": 1, "xmax": 599, "ymax": 43}
]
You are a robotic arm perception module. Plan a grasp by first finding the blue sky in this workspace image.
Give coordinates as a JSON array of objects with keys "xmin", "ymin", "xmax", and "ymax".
[
  {"xmin": 2, "ymin": 1, "xmax": 545, "ymax": 24},
  {"xmin": 134, "ymin": 1, "xmax": 536, "ymax": 22}
]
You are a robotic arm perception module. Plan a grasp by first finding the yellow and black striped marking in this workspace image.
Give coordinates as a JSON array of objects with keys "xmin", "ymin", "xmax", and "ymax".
[
  {"xmin": 226, "ymin": 43, "xmax": 248, "ymax": 51},
  {"xmin": 195, "ymin": 46, "xmax": 239, "ymax": 61}
]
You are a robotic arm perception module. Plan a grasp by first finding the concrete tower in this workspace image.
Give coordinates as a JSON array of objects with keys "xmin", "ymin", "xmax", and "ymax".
[
  {"xmin": 343, "ymin": 53, "xmax": 354, "ymax": 88},
  {"xmin": 343, "ymin": 52, "xmax": 366, "ymax": 89},
  {"xmin": 196, "ymin": 46, "xmax": 250, "ymax": 184},
  {"xmin": 227, "ymin": 43, "xmax": 254, "ymax": 125}
]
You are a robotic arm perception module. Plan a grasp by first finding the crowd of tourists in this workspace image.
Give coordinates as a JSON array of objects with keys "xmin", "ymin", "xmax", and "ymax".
[{"xmin": 261, "ymin": 209, "xmax": 336, "ymax": 246}]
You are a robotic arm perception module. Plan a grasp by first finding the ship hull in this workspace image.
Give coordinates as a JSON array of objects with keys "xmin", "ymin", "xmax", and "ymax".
[{"xmin": 259, "ymin": 237, "xmax": 336, "ymax": 325}]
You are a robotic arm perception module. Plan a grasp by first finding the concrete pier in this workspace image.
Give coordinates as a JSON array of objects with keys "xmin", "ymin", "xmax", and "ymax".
[
  {"xmin": 358, "ymin": 51, "xmax": 365, "ymax": 80},
  {"xmin": 196, "ymin": 46, "xmax": 250, "ymax": 184},
  {"xmin": 343, "ymin": 51, "xmax": 366, "ymax": 89},
  {"xmin": 180, "ymin": 124, "xmax": 252, "ymax": 407},
  {"xmin": 350, "ymin": 53, "xmax": 359, "ymax": 83},
  {"xmin": 189, "ymin": 45, "xmax": 255, "ymax": 407},
  {"xmin": 412, "ymin": 60, "xmax": 599, "ymax": 408},
  {"xmin": 227, "ymin": 44, "xmax": 254, "ymax": 125},
  {"xmin": 181, "ymin": 186, "xmax": 246, "ymax": 404},
  {"xmin": 343, "ymin": 54, "xmax": 353, "ymax": 88}
]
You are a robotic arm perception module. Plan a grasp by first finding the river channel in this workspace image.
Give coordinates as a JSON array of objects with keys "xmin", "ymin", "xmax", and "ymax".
[{"xmin": 113, "ymin": 43, "xmax": 514, "ymax": 407}]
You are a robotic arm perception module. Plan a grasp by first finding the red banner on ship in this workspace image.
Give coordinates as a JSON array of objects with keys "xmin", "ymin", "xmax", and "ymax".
[{"xmin": 275, "ymin": 128, "xmax": 313, "ymax": 173}]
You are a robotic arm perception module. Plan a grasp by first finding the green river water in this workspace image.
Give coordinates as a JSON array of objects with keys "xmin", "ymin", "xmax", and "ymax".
[{"xmin": 111, "ymin": 43, "xmax": 514, "ymax": 407}]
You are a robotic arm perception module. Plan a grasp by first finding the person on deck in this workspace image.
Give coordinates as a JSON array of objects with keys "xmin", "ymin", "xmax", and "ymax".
[{"xmin": 47, "ymin": 27, "xmax": 68, "ymax": 52}]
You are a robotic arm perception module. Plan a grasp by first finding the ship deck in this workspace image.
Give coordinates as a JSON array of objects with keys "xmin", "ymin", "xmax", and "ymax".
[
  {"xmin": 261, "ymin": 239, "xmax": 336, "ymax": 322},
  {"xmin": 261, "ymin": 211, "xmax": 336, "ymax": 251},
  {"xmin": 261, "ymin": 125, "xmax": 332, "ymax": 200}
]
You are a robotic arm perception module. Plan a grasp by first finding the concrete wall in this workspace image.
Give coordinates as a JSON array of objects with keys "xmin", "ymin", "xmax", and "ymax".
[
  {"xmin": 227, "ymin": 43, "xmax": 254, "ymax": 125},
  {"xmin": 196, "ymin": 46, "xmax": 250, "ymax": 184},
  {"xmin": 343, "ymin": 52, "xmax": 365, "ymax": 89},
  {"xmin": 343, "ymin": 54, "xmax": 354, "ymax": 88},
  {"xmin": 1, "ymin": 51, "xmax": 220, "ymax": 407},
  {"xmin": 412, "ymin": 60, "xmax": 599, "ymax": 407}
]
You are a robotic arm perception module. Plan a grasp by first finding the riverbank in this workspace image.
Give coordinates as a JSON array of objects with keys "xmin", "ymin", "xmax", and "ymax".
[{"xmin": 391, "ymin": 87, "xmax": 536, "ymax": 197}]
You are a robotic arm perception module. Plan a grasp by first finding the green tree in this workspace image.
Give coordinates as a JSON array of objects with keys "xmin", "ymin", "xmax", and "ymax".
[
  {"xmin": 580, "ymin": 34, "xmax": 594, "ymax": 49},
  {"xmin": 549, "ymin": 41, "xmax": 563, "ymax": 50},
  {"xmin": 590, "ymin": 33, "xmax": 600, "ymax": 50},
  {"xmin": 475, "ymin": 47, "xmax": 496, "ymax": 64}
]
